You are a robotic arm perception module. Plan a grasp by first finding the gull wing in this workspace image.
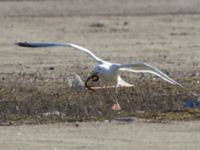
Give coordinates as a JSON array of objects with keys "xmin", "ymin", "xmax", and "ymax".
[
  {"xmin": 15, "ymin": 42, "xmax": 103, "ymax": 62},
  {"xmin": 118, "ymin": 62, "xmax": 183, "ymax": 87},
  {"xmin": 118, "ymin": 62, "xmax": 198, "ymax": 97}
]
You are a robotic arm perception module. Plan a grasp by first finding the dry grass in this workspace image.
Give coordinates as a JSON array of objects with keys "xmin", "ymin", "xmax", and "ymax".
[{"xmin": 0, "ymin": 71, "xmax": 200, "ymax": 125}]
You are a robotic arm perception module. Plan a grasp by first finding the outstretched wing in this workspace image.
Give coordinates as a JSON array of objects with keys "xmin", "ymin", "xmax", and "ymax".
[
  {"xmin": 15, "ymin": 42, "xmax": 102, "ymax": 62},
  {"xmin": 118, "ymin": 62, "xmax": 198, "ymax": 97},
  {"xmin": 118, "ymin": 61, "xmax": 185, "ymax": 89}
]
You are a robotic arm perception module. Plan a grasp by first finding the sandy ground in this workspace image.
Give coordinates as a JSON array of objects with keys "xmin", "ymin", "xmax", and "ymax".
[
  {"xmin": 1, "ymin": 15, "xmax": 200, "ymax": 76},
  {"xmin": 0, "ymin": 120, "xmax": 200, "ymax": 150},
  {"xmin": 0, "ymin": 0, "xmax": 200, "ymax": 16}
]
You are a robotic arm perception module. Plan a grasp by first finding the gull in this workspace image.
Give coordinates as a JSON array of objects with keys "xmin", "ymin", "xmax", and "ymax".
[{"xmin": 16, "ymin": 42, "xmax": 198, "ymax": 110}]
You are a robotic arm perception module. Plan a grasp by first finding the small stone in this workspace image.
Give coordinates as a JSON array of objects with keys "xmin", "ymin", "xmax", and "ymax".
[
  {"xmin": 104, "ymin": 120, "xmax": 109, "ymax": 123},
  {"xmin": 124, "ymin": 21, "xmax": 128, "ymax": 25},
  {"xmin": 42, "ymin": 111, "xmax": 60, "ymax": 117},
  {"xmin": 75, "ymin": 121, "xmax": 80, "ymax": 127},
  {"xmin": 67, "ymin": 74, "xmax": 84, "ymax": 89},
  {"xmin": 48, "ymin": 66, "xmax": 55, "ymax": 70},
  {"xmin": 90, "ymin": 23, "xmax": 105, "ymax": 28}
]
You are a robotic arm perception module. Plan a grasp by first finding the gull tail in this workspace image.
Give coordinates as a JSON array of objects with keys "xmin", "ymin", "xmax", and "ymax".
[{"xmin": 117, "ymin": 76, "xmax": 134, "ymax": 87}]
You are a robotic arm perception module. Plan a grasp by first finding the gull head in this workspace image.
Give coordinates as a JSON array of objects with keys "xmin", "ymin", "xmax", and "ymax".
[
  {"xmin": 84, "ymin": 66, "xmax": 104, "ymax": 91},
  {"xmin": 92, "ymin": 66, "xmax": 103, "ymax": 76}
]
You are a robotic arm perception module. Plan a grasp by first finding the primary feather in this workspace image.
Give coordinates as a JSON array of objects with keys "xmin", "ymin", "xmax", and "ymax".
[{"xmin": 15, "ymin": 42, "xmax": 102, "ymax": 62}]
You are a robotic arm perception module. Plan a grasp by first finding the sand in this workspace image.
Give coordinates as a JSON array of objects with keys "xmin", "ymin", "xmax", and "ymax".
[
  {"xmin": 1, "ymin": 15, "xmax": 200, "ymax": 75},
  {"xmin": 0, "ymin": 0, "xmax": 199, "ymax": 17},
  {"xmin": 1, "ymin": 120, "xmax": 200, "ymax": 150}
]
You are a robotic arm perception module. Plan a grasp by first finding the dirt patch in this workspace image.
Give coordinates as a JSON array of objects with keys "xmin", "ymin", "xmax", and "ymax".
[
  {"xmin": 1, "ymin": 15, "xmax": 200, "ymax": 74},
  {"xmin": 0, "ymin": 0, "xmax": 200, "ymax": 17},
  {"xmin": 1, "ymin": 121, "xmax": 200, "ymax": 150}
]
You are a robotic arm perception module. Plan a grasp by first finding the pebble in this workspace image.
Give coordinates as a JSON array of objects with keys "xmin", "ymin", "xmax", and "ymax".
[
  {"xmin": 75, "ymin": 121, "xmax": 80, "ymax": 127},
  {"xmin": 67, "ymin": 74, "xmax": 84, "ymax": 89}
]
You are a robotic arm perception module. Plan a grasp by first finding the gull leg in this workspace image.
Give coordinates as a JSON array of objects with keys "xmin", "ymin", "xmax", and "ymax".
[
  {"xmin": 115, "ymin": 86, "xmax": 118, "ymax": 103},
  {"xmin": 112, "ymin": 85, "xmax": 121, "ymax": 111}
]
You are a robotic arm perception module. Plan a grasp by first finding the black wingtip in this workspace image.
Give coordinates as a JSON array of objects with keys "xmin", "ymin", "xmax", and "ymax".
[
  {"xmin": 15, "ymin": 42, "xmax": 35, "ymax": 47},
  {"xmin": 15, "ymin": 42, "xmax": 60, "ymax": 48},
  {"xmin": 15, "ymin": 42, "xmax": 21, "ymax": 46}
]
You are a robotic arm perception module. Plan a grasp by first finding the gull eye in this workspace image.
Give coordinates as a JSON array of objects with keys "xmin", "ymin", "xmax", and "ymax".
[{"xmin": 98, "ymin": 68, "xmax": 101, "ymax": 71}]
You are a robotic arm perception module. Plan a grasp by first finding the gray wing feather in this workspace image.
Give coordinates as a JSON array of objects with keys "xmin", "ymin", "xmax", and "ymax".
[{"xmin": 15, "ymin": 42, "xmax": 102, "ymax": 62}]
